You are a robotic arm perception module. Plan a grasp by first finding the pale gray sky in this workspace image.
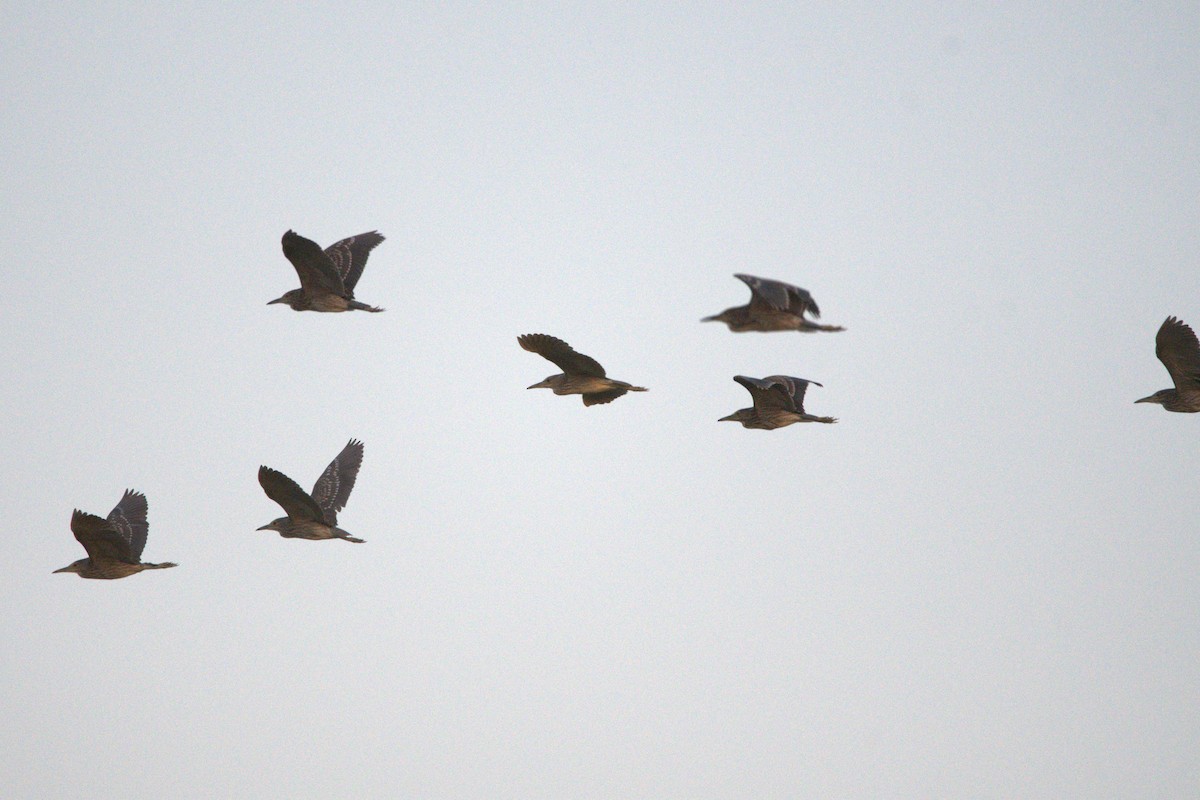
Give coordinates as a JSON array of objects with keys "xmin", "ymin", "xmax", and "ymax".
[{"xmin": 2, "ymin": 3, "xmax": 1198, "ymax": 798}]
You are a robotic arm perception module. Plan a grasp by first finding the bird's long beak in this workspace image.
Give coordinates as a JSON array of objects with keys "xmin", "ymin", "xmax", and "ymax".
[
  {"xmin": 1134, "ymin": 395, "xmax": 1155, "ymax": 404},
  {"xmin": 52, "ymin": 566, "xmax": 71, "ymax": 573},
  {"xmin": 527, "ymin": 381, "xmax": 550, "ymax": 390},
  {"xmin": 700, "ymin": 315, "xmax": 719, "ymax": 322},
  {"xmin": 717, "ymin": 413, "xmax": 737, "ymax": 422},
  {"xmin": 267, "ymin": 297, "xmax": 285, "ymax": 305},
  {"xmin": 256, "ymin": 523, "xmax": 272, "ymax": 531}
]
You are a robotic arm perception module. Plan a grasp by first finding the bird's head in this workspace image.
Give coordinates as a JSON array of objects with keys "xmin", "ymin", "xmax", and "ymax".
[
  {"xmin": 256, "ymin": 518, "xmax": 286, "ymax": 532},
  {"xmin": 1135, "ymin": 390, "xmax": 1171, "ymax": 405},
  {"xmin": 267, "ymin": 290, "xmax": 304, "ymax": 309},
  {"xmin": 527, "ymin": 376, "xmax": 559, "ymax": 390},
  {"xmin": 53, "ymin": 560, "xmax": 86, "ymax": 575}
]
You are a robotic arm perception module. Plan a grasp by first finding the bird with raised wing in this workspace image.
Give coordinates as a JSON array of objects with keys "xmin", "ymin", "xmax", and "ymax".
[
  {"xmin": 1136, "ymin": 316, "xmax": 1200, "ymax": 412},
  {"xmin": 720, "ymin": 375, "xmax": 837, "ymax": 429},
  {"xmin": 269, "ymin": 230, "xmax": 385, "ymax": 312},
  {"xmin": 519, "ymin": 334, "xmax": 648, "ymax": 406},
  {"xmin": 257, "ymin": 439, "xmax": 367, "ymax": 543},
  {"xmin": 703, "ymin": 274, "xmax": 844, "ymax": 333},
  {"xmin": 55, "ymin": 490, "xmax": 176, "ymax": 579}
]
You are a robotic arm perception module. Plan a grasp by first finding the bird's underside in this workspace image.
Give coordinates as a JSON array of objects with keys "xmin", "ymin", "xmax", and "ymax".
[
  {"xmin": 273, "ymin": 517, "xmax": 363, "ymax": 543},
  {"xmin": 720, "ymin": 308, "xmax": 846, "ymax": 333}
]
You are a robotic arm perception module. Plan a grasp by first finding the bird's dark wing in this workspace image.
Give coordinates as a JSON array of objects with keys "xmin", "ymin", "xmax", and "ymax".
[
  {"xmin": 735, "ymin": 274, "xmax": 820, "ymax": 318},
  {"xmin": 106, "ymin": 489, "xmax": 149, "ymax": 561},
  {"xmin": 763, "ymin": 375, "xmax": 822, "ymax": 414},
  {"xmin": 324, "ymin": 231, "xmax": 385, "ymax": 293},
  {"xmin": 258, "ymin": 466, "xmax": 324, "ymax": 522},
  {"xmin": 1156, "ymin": 317, "xmax": 1200, "ymax": 394},
  {"xmin": 583, "ymin": 389, "xmax": 627, "ymax": 406},
  {"xmin": 311, "ymin": 439, "xmax": 364, "ymax": 526},
  {"xmin": 733, "ymin": 375, "xmax": 795, "ymax": 413},
  {"xmin": 281, "ymin": 230, "xmax": 347, "ymax": 296},
  {"xmin": 71, "ymin": 510, "xmax": 133, "ymax": 564},
  {"xmin": 518, "ymin": 334, "xmax": 607, "ymax": 377}
]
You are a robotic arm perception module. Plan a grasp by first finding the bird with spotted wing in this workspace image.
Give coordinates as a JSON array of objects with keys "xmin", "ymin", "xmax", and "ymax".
[
  {"xmin": 269, "ymin": 230, "xmax": 385, "ymax": 312},
  {"xmin": 257, "ymin": 439, "xmax": 367, "ymax": 543},
  {"xmin": 720, "ymin": 374, "xmax": 838, "ymax": 429},
  {"xmin": 55, "ymin": 490, "xmax": 176, "ymax": 579}
]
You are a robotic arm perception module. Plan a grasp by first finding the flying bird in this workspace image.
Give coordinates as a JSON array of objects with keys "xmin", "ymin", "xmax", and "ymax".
[
  {"xmin": 269, "ymin": 230, "xmax": 385, "ymax": 312},
  {"xmin": 519, "ymin": 334, "xmax": 648, "ymax": 406},
  {"xmin": 257, "ymin": 439, "xmax": 367, "ymax": 543},
  {"xmin": 55, "ymin": 490, "xmax": 176, "ymax": 579},
  {"xmin": 1136, "ymin": 316, "xmax": 1200, "ymax": 412},
  {"xmin": 720, "ymin": 375, "xmax": 837, "ymax": 429},
  {"xmin": 703, "ymin": 274, "xmax": 844, "ymax": 333}
]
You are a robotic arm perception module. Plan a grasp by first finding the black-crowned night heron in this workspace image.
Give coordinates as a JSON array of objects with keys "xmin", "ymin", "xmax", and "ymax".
[
  {"xmin": 257, "ymin": 439, "xmax": 367, "ymax": 543},
  {"xmin": 1136, "ymin": 316, "xmax": 1200, "ymax": 412},
  {"xmin": 269, "ymin": 230, "xmax": 385, "ymax": 312},
  {"xmin": 703, "ymin": 274, "xmax": 844, "ymax": 333},
  {"xmin": 55, "ymin": 490, "xmax": 176, "ymax": 579},
  {"xmin": 518, "ymin": 334, "xmax": 648, "ymax": 406},
  {"xmin": 720, "ymin": 375, "xmax": 838, "ymax": 428}
]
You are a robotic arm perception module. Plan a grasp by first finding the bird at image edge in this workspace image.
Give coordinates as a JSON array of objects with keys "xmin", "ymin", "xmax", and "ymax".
[{"xmin": 1136, "ymin": 316, "xmax": 1200, "ymax": 412}]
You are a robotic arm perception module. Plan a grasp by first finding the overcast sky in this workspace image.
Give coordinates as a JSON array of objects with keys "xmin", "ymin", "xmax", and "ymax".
[{"xmin": 2, "ymin": 3, "xmax": 1198, "ymax": 798}]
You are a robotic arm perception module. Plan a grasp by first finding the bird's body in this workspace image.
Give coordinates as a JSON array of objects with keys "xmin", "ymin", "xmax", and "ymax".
[
  {"xmin": 720, "ymin": 375, "xmax": 837, "ymax": 429},
  {"xmin": 269, "ymin": 230, "xmax": 385, "ymax": 312},
  {"xmin": 1136, "ymin": 316, "xmax": 1200, "ymax": 412},
  {"xmin": 55, "ymin": 490, "xmax": 176, "ymax": 579},
  {"xmin": 518, "ymin": 334, "xmax": 647, "ymax": 406},
  {"xmin": 703, "ymin": 274, "xmax": 844, "ymax": 333},
  {"xmin": 257, "ymin": 439, "xmax": 367, "ymax": 543},
  {"xmin": 260, "ymin": 515, "xmax": 360, "ymax": 542}
]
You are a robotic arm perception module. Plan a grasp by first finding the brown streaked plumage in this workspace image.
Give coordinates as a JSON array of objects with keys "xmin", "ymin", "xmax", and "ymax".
[
  {"xmin": 257, "ymin": 439, "xmax": 367, "ymax": 542},
  {"xmin": 518, "ymin": 334, "xmax": 648, "ymax": 406},
  {"xmin": 719, "ymin": 375, "xmax": 838, "ymax": 429},
  {"xmin": 1136, "ymin": 316, "xmax": 1200, "ymax": 412},
  {"xmin": 269, "ymin": 230, "xmax": 385, "ymax": 312},
  {"xmin": 703, "ymin": 274, "xmax": 844, "ymax": 333},
  {"xmin": 54, "ymin": 490, "xmax": 176, "ymax": 579}
]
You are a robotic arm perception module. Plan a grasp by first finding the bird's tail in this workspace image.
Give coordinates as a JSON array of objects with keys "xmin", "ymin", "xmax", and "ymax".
[
  {"xmin": 336, "ymin": 531, "xmax": 366, "ymax": 543},
  {"xmin": 811, "ymin": 416, "xmax": 838, "ymax": 424},
  {"xmin": 627, "ymin": 386, "xmax": 648, "ymax": 392},
  {"xmin": 349, "ymin": 301, "xmax": 385, "ymax": 313},
  {"xmin": 143, "ymin": 562, "xmax": 178, "ymax": 570},
  {"xmin": 809, "ymin": 324, "xmax": 845, "ymax": 332}
]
